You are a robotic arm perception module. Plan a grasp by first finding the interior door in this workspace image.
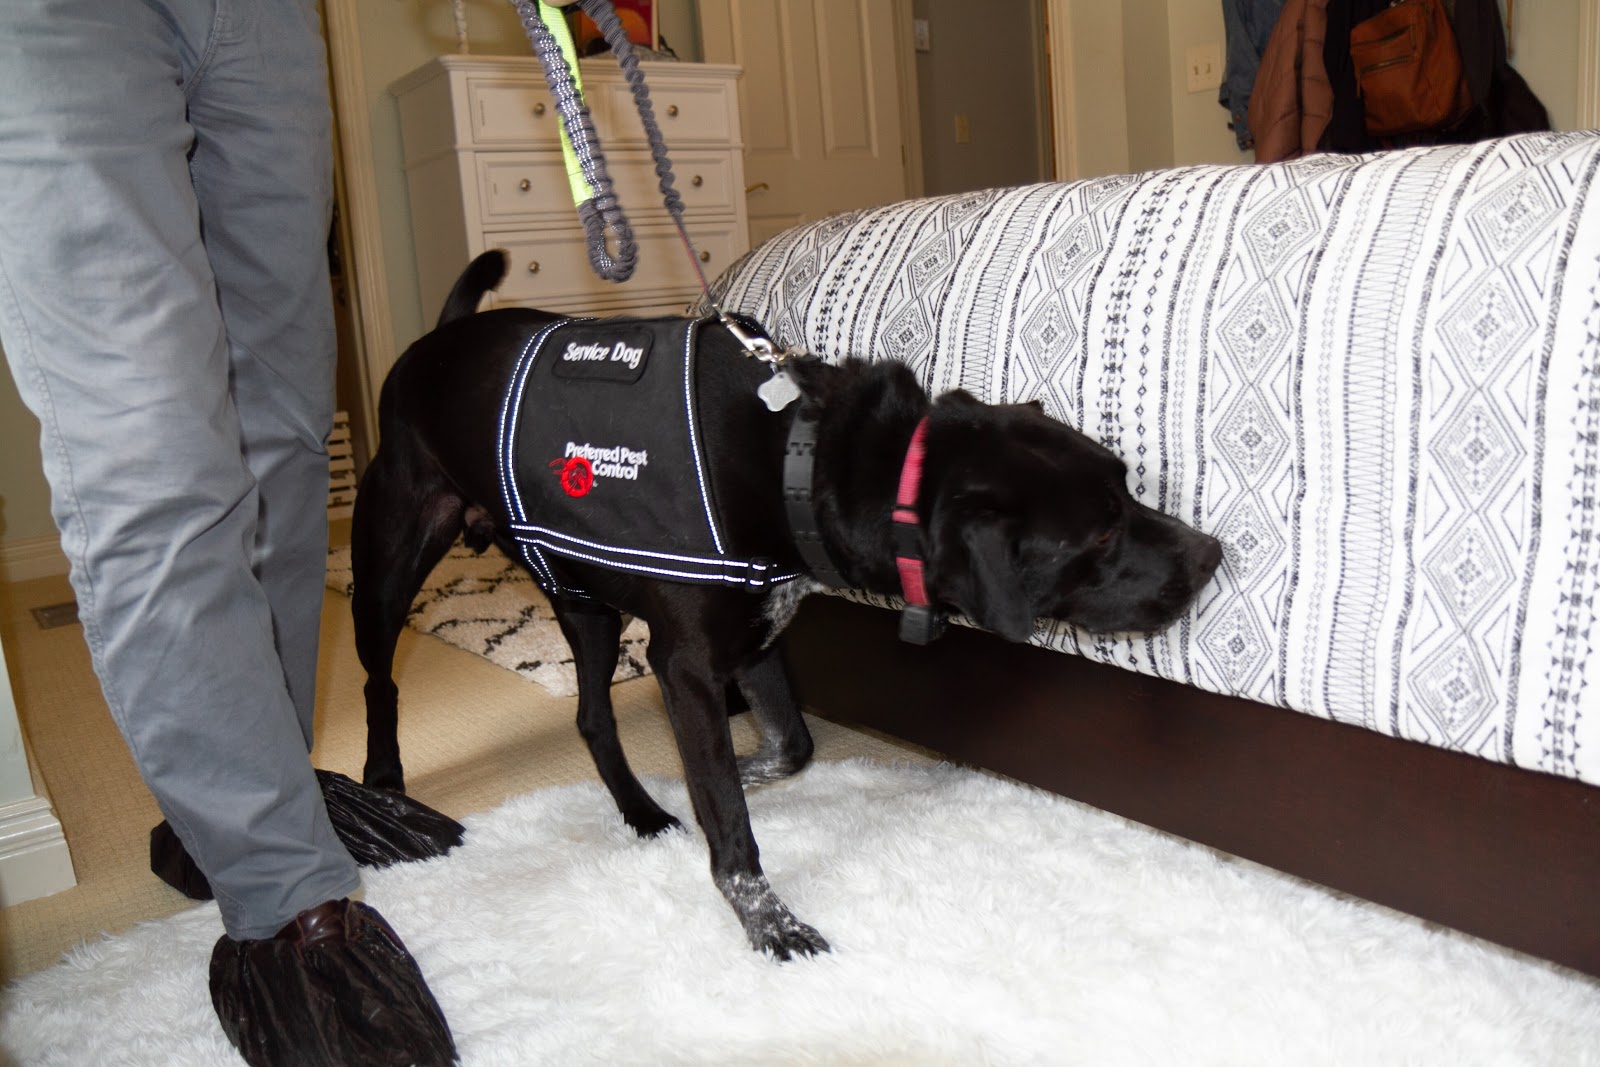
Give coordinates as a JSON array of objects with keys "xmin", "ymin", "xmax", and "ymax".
[{"xmin": 699, "ymin": 0, "xmax": 912, "ymax": 246}]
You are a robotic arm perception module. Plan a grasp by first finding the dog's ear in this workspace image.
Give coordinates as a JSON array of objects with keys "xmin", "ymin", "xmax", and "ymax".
[
  {"xmin": 929, "ymin": 505, "xmax": 1035, "ymax": 643},
  {"xmin": 936, "ymin": 389, "xmax": 984, "ymax": 410}
]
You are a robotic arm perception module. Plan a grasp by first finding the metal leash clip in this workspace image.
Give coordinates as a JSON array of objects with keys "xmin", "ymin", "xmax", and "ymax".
[
  {"xmin": 717, "ymin": 310, "xmax": 784, "ymax": 364},
  {"xmin": 717, "ymin": 310, "xmax": 809, "ymax": 412}
]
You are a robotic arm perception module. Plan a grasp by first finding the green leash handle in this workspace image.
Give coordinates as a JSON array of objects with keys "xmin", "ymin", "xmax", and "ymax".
[{"xmin": 509, "ymin": 0, "xmax": 638, "ymax": 282}]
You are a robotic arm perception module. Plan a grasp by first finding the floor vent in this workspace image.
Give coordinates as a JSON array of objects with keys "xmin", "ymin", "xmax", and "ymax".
[
  {"xmin": 329, "ymin": 410, "xmax": 357, "ymax": 521},
  {"xmin": 31, "ymin": 601, "xmax": 79, "ymax": 630}
]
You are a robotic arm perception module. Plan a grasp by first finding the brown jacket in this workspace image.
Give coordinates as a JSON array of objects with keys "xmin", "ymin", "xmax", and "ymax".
[{"xmin": 1248, "ymin": 0, "xmax": 1334, "ymax": 162}]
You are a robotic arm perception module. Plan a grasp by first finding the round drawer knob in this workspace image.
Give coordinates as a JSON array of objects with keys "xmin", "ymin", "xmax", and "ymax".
[
  {"xmin": 527, "ymin": 261, "xmax": 541, "ymax": 274},
  {"xmin": 667, "ymin": 104, "xmax": 679, "ymax": 117},
  {"xmin": 533, "ymin": 102, "xmax": 547, "ymax": 116},
  {"xmin": 519, "ymin": 178, "xmax": 531, "ymax": 192},
  {"xmin": 691, "ymin": 175, "xmax": 704, "ymax": 187},
  {"xmin": 698, "ymin": 251, "xmax": 711, "ymax": 263}
]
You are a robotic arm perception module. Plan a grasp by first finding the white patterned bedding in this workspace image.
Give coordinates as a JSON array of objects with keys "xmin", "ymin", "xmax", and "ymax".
[{"xmin": 705, "ymin": 131, "xmax": 1600, "ymax": 788}]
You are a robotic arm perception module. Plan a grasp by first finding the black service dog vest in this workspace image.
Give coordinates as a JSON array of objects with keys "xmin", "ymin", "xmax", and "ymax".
[{"xmin": 497, "ymin": 316, "xmax": 799, "ymax": 597}]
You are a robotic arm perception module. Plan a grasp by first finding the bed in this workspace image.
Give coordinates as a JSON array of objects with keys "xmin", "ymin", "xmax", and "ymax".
[{"xmin": 704, "ymin": 131, "xmax": 1600, "ymax": 978}]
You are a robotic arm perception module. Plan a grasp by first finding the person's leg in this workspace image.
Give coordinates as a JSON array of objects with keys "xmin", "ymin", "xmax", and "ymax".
[
  {"xmin": 185, "ymin": 0, "xmax": 335, "ymax": 745},
  {"xmin": 0, "ymin": 0, "xmax": 357, "ymax": 942}
]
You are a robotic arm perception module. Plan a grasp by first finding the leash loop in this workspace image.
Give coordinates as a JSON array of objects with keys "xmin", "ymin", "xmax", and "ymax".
[{"xmin": 510, "ymin": 0, "xmax": 637, "ymax": 281}]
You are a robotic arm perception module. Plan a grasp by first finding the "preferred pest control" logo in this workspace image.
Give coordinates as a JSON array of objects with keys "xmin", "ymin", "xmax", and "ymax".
[{"xmin": 549, "ymin": 441, "xmax": 649, "ymax": 498}]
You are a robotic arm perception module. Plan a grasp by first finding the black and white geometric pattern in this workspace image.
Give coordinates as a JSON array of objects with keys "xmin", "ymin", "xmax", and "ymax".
[
  {"xmin": 706, "ymin": 132, "xmax": 1600, "ymax": 787},
  {"xmin": 325, "ymin": 543, "xmax": 651, "ymax": 698}
]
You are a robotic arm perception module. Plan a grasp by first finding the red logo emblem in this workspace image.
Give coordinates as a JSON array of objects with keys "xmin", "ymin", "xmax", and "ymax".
[{"xmin": 551, "ymin": 455, "xmax": 594, "ymax": 497}]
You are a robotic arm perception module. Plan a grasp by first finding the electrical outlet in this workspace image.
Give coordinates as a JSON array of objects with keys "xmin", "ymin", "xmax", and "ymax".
[
  {"xmin": 1184, "ymin": 43, "xmax": 1223, "ymax": 94},
  {"xmin": 954, "ymin": 113, "xmax": 970, "ymax": 144},
  {"xmin": 913, "ymin": 18, "xmax": 931, "ymax": 52}
]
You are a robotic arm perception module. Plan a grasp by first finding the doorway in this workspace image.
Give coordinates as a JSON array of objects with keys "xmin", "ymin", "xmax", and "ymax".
[{"xmin": 911, "ymin": 0, "xmax": 1054, "ymax": 197}]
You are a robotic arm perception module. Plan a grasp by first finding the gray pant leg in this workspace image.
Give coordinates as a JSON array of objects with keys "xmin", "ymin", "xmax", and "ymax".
[
  {"xmin": 187, "ymin": 0, "xmax": 338, "ymax": 740},
  {"xmin": 0, "ymin": 0, "xmax": 358, "ymax": 940}
]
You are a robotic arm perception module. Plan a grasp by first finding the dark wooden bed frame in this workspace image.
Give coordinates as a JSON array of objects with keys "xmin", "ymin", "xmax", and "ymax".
[{"xmin": 780, "ymin": 595, "xmax": 1600, "ymax": 980}]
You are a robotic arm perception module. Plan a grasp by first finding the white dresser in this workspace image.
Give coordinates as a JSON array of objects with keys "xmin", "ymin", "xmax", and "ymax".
[{"xmin": 390, "ymin": 55, "xmax": 750, "ymax": 321}]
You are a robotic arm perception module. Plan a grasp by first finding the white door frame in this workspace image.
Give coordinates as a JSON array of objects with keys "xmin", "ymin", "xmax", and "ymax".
[
  {"xmin": 323, "ymin": 0, "xmax": 393, "ymax": 455},
  {"xmin": 1045, "ymin": 0, "xmax": 1078, "ymax": 181},
  {"xmin": 1581, "ymin": 0, "xmax": 1600, "ymax": 128}
]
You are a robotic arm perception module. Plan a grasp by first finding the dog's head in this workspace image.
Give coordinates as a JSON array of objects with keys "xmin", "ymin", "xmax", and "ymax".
[{"xmin": 921, "ymin": 393, "xmax": 1222, "ymax": 642}]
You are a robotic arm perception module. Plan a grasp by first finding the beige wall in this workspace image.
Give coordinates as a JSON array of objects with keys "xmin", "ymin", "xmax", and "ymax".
[
  {"xmin": 1163, "ymin": 1, "xmax": 1251, "ymax": 169},
  {"xmin": 1122, "ymin": 0, "xmax": 1177, "ymax": 173},
  {"xmin": 1066, "ymin": 0, "xmax": 1131, "ymax": 178},
  {"xmin": 1514, "ymin": 0, "xmax": 1582, "ymax": 133},
  {"xmin": 912, "ymin": 0, "xmax": 1051, "ymax": 196}
]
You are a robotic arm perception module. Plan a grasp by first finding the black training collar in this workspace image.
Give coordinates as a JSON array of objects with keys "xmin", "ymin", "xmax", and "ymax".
[{"xmin": 782, "ymin": 407, "xmax": 850, "ymax": 589}]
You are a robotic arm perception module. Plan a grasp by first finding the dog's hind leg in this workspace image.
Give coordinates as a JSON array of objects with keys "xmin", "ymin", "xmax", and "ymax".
[
  {"xmin": 551, "ymin": 598, "xmax": 681, "ymax": 838},
  {"xmin": 645, "ymin": 627, "xmax": 829, "ymax": 960},
  {"xmin": 734, "ymin": 647, "xmax": 814, "ymax": 787},
  {"xmin": 350, "ymin": 454, "xmax": 462, "ymax": 793}
]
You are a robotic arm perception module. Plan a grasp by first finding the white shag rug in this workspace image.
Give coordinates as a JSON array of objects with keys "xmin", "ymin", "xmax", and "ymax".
[
  {"xmin": 5, "ymin": 759, "xmax": 1599, "ymax": 1066},
  {"xmin": 324, "ymin": 542, "xmax": 651, "ymax": 698}
]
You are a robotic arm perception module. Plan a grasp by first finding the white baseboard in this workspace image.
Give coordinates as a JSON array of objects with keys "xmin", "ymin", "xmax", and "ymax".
[
  {"xmin": 0, "ymin": 792, "xmax": 76, "ymax": 907},
  {"xmin": 0, "ymin": 535, "xmax": 69, "ymax": 585}
]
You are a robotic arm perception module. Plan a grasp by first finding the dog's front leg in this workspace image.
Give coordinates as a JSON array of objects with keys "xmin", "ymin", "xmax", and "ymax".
[
  {"xmin": 645, "ymin": 632, "xmax": 830, "ymax": 961},
  {"xmin": 734, "ymin": 647, "xmax": 814, "ymax": 787}
]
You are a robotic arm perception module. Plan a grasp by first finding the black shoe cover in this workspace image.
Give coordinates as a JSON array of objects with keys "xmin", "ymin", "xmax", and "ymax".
[
  {"xmin": 315, "ymin": 769, "xmax": 466, "ymax": 868},
  {"xmin": 150, "ymin": 818, "xmax": 215, "ymax": 900},
  {"xmin": 150, "ymin": 771, "xmax": 466, "ymax": 900},
  {"xmin": 210, "ymin": 899, "xmax": 457, "ymax": 1067}
]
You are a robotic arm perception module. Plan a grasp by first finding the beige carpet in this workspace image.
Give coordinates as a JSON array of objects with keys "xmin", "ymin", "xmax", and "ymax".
[{"xmin": 0, "ymin": 561, "xmax": 934, "ymax": 984}]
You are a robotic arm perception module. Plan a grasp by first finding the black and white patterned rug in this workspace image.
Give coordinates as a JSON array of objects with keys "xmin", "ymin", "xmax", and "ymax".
[{"xmin": 324, "ymin": 542, "xmax": 651, "ymax": 698}]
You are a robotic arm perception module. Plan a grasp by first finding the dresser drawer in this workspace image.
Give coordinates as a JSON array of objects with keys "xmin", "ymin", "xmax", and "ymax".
[
  {"xmin": 598, "ymin": 79, "xmax": 734, "ymax": 145},
  {"xmin": 492, "ymin": 223, "xmax": 743, "ymax": 309},
  {"xmin": 469, "ymin": 74, "xmax": 733, "ymax": 149},
  {"xmin": 467, "ymin": 79, "xmax": 567, "ymax": 146},
  {"xmin": 478, "ymin": 151, "xmax": 739, "ymax": 225},
  {"xmin": 613, "ymin": 152, "xmax": 738, "ymax": 214}
]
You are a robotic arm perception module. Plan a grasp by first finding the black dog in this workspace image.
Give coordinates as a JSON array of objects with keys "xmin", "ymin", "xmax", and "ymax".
[{"xmin": 351, "ymin": 250, "xmax": 1222, "ymax": 960}]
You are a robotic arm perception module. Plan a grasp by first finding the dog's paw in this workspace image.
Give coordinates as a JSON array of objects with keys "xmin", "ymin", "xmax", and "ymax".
[
  {"xmin": 716, "ymin": 871, "xmax": 831, "ymax": 961},
  {"xmin": 361, "ymin": 766, "xmax": 406, "ymax": 794},
  {"xmin": 624, "ymin": 808, "xmax": 683, "ymax": 839},
  {"xmin": 754, "ymin": 915, "xmax": 831, "ymax": 962},
  {"xmin": 737, "ymin": 752, "xmax": 807, "ymax": 788}
]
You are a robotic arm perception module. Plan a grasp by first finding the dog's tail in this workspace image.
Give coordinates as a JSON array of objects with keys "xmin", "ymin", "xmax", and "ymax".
[{"xmin": 436, "ymin": 249, "xmax": 509, "ymax": 329}]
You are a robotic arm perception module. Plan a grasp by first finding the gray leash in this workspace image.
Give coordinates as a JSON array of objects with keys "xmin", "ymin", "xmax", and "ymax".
[{"xmin": 509, "ymin": 0, "xmax": 804, "ymax": 408}]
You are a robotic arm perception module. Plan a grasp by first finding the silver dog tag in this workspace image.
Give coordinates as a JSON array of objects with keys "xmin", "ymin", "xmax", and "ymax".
[{"xmin": 758, "ymin": 367, "xmax": 801, "ymax": 412}]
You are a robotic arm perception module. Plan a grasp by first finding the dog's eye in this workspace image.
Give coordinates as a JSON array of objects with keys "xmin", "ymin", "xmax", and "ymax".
[{"xmin": 1096, "ymin": 527, "xmax": 1117, "ymax": 547}]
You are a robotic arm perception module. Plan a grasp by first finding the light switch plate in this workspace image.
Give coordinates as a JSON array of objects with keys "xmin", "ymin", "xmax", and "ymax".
[{"xmin": 1185, "ymin": 42, "xmax": 1223, "ymax": 94}]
